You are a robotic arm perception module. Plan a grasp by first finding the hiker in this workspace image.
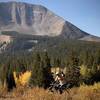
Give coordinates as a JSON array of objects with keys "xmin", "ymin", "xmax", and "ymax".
[
  {"xmin": 55, "ymin": 72, "xmax": 66, "ymax": 86},
  {"xmin": 54, "ymin": 72, "xmax": 66, "ymax": 94}
]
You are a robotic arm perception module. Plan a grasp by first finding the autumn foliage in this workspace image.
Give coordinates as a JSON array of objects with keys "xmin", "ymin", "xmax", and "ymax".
[{"xmin": 13, "ymin": 71, "xmax": 32, "ymax": 86}]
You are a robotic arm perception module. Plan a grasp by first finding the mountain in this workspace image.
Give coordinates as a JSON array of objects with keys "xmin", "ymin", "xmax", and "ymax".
[
  {"xmin": 0, "ymin": 2, "xmax": 65, "ymax": 36},
  {"xmin": 0, "ymin": 1, "xmax": 100, "ymax": 53},
  {"xmin": 0, "ymin": 1, "xmax": 99, "ymax": 41}
]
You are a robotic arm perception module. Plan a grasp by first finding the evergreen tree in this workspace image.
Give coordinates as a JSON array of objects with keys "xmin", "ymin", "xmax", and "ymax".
[
  {"xmin": 54, "ymin": 58, "xmax": 61, "ymax": 67},
  {"xmin": 30, "ymin": 53, "xmax": 44, "ymax": 87},
  {"xmin": 43, "ymin": 52, "xmax": 53, "ymax": 88},
  {"xmin": 65, "ymin": 51, "xmax": 80, "ymax": 86},
  {"xmin": 5, "ymin": 60, "xmax": 16, "ymax": 91}
]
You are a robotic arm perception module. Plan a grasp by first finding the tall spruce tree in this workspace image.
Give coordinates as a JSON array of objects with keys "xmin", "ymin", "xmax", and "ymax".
[
  {"xmin": 43, "ymin": 52, "xmax": 53, "ymax": 88},
  {"xmin": 31, "ymin": 53, "xmax": 44, "ymax": 87},
  {"xmin": 66, "ymin": 51, "xmax": 80, "ymax": 86}
]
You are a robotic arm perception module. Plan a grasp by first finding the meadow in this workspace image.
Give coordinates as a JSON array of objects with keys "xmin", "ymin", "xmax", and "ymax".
[{"xmin": 0, "ymin": 82, "xmax": 100, "ymax": 100}]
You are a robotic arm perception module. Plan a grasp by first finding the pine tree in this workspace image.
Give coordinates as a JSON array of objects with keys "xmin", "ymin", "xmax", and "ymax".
[
  {"xmin": 65, "ymin": 50, "xmax": 80, "ymax": 86},
  {"xmin": 5, "ymin": 60, "xmax": 16, "ymax": 91},
  {"xmin": 43, "ymin": 52, "xmax": 53, "ymax": 88},
  {"xmin": 53, "ymin": 58, "xmax": 61, "ymax": 68},
  {"xmin": 30, "ymin": 53, "xmax": 44, "ymax": 87}
]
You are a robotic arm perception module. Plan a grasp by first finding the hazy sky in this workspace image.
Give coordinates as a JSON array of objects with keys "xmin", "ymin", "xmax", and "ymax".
[{"xmin": 0, "ymin": 0, "xmax": 100, "ymax": 37}]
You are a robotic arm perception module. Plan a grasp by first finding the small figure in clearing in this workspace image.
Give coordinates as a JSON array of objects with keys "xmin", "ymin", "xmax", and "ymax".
[{"xmin": 55, "ymin": 72, "xmax": 66, "ymax": 87}]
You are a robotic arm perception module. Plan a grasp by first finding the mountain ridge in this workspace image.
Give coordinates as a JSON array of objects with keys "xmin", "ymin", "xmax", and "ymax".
[
  {"xmin": 0, "ymin": 2, "xmax": 65, "ymax": 36},
  {"xmin": 0, "ymin": 1, "xmax": 100, "ymax": 42}
]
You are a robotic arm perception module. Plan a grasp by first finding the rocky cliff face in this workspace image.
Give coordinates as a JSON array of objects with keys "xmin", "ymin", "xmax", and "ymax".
[
  {"xmin": 0, "ymin": 2, "xmax": 91, "ymax": 38},
  {"xmin": 0, "ymin": 2, "xmax": 65, "ymax": 36},
  {"xmin": 0, "ymin": 2, "xmax": 100, "ymax": 41}
]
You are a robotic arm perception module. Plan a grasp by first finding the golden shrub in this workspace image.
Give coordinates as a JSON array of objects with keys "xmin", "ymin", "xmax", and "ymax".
[{"xmin": 13, "ymin": 71, "xmax": 32, "ymax": 86}]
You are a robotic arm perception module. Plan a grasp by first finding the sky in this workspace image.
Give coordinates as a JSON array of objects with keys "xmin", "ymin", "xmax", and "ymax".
[{"xmin": 0, "ymin": 0, "xmax": 100, "ymax": 37}]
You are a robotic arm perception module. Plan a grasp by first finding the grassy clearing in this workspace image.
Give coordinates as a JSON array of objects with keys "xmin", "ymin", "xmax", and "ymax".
[{"xmin": 0, "ymin": 83, "xmax": 100, "ymax": 100}]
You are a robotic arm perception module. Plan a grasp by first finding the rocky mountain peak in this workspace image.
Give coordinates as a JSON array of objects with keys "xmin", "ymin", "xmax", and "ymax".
[
  {"xmin": 0, "ymin": 2, "xmax": 65, "ymax": 36},
  {"xmin": 0, "ymin": 1, "xmax": 99, "ymax": 41}
]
